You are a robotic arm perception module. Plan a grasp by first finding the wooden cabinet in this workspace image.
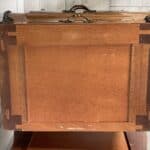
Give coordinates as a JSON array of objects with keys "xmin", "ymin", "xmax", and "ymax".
[{"xmin": 0, "ymin": 11, "xmax": 150, "ymax": 131}]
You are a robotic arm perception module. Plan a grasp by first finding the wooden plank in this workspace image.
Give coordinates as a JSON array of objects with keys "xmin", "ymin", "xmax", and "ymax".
[
  {"xmin": 3, "ymin": 18, "xmax": 149, "ymax": 131},
  {"xmin": 11, "ymin": 12, "xmax": 150, "ymax": 24},
  {"xmin": 24, "ymin": 45, "xmax": 131, "ymax": 124},
  {"xmin": 16, "ymin": 24, "xmax": 139, "ymax": 46},
  {"xmin": 140, "ymin": 24, "xmax": 150, "ymax": 30},
  {"xmin": 15, "ymin": 23, "xmax": 146, "ymax": 131},
  {"xmin": 0, "ymin": 49, "xmax": 14, "ymax": 129},
  {"xmin": 128, "ymin": 44, "xmax": 149, "ymax": 123},
  {"xmin": 7, "ymin": 45, "xmax": 27, "ymax": 123},
  {"xmin": 140, "ymin": 35, "xmax": 150, "ymax": 44},
  {"xmin": 0, "ymin": 24, "xmax": 4, "ymax": 52},
  {"xmin": 16, "ymin": 122, "xmax": 140, "ymax": 131}
]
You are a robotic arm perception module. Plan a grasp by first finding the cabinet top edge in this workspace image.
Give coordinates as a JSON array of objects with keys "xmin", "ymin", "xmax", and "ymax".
[{"xmin": 2, "ymin": 12, "xmax": 150, "ymax": 24}]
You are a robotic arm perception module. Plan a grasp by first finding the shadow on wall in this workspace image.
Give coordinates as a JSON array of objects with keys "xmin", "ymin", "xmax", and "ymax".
[
  {"xmin": 147, "ymin": 133, "xmax": 150, "ymax": 150},
  {"xmin": 0, "ymin": 129, "xmax": 13, "ymax": 150},
  {"xmin": 0, "ymin": 98, "xmax": 14, "ymax": 150}
]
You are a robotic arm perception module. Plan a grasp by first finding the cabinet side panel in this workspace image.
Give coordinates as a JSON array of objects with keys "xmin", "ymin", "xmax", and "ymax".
[{"xmin": 129, "ymin": 45, "xmax": 150, "ymax": 128}]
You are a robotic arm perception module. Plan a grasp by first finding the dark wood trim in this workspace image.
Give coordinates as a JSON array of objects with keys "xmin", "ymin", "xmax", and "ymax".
[
  {"xmin": 140, "ymin": 24, "xmax": 150, "ymax": 30},
  {"xmin": 136, "ymin": 116, "xmax": 150, "ymax": 130},
  {"xmin": 0, "ymin": 24, "xmax": 20, "ymax": 129},
  {"xmin": 139, "ymin": 35, "xmax": 150, "ymax": 44},
  {"xmin": 129, "ymin": 45, "xmax": 149, "ymax": 126}
]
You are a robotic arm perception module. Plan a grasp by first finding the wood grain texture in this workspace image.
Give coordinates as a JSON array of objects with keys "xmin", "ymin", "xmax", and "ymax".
[
  {"xmin": 9, "ymin": 23, "xmax": 148, "ymax": 131},
  {"xmin": 129, "ymin": 45, "xmax": 150, "ymax": 123},
  {"xmin": 16, "ymin": 122, "xmax": 140, "ymax": 131},
  {"xmin": 25, "ymin": 45, "xmax": 130, "ymax": 123},
  {"xmin": 1, "ymin": 13, "xmax": 150, "ymax": 131},
  {"xmin": 9, "ymin": 12, "xmax": 150, "ymax": 24},
  {"xmin": 16, "ymin": 24, "xmax": 139, "ymax": 46},
  {"xmin": 0, "ymin": 24, "xmax": 23, "ymax": 129},
  {"xmin": 7, "ymin": 45, "xmax": 26, "ymax": 121}
]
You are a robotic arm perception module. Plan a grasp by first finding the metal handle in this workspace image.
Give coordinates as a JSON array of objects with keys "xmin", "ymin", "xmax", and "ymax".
[
  {"xmin": 64, "ymin": 5, "xmax": 96, "ymax": 13},
  {"xmin": 2, "ymin": 11, "xmax": 13, "ymax": 24},
  {"xmin": 59, "ymin": 13, "xmax": 93, "ymax": 23},
  {"xmin": 145, "ymin": 16, "xmax": 150, "ymax": 23}
]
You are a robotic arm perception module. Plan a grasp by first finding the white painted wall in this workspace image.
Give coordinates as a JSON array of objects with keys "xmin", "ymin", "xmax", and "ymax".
[
  {"xmin": 148, "ymin": 133, "xmax": 150, "ymax": 150},
  {"xmin": 23, "ymin": 0, "xmax": 106, "ymax": 12},
  {"xmin": 0, "ymin": 0, "xmax": 24, "ymax": 20},
  {"xmin": 23, "ymin": 0, "xmax": 150, "ymax": 12},
  {"xmin": 1, "ymin": 0, "xmax": 150, "ymax": 14},
  {"xmin": 110, "ymin": 0, "xmax": 150, "ymax": 12}
]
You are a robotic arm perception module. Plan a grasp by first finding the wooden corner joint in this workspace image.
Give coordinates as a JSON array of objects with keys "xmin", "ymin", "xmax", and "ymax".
[
  {"xmin": 148, "ymin": 111, "xmax": 150, "ymax": 120},
  {"xmin": 0, "ymin": 24, "xmax": 17, "ymax": 51},
  {"xmin": 136, "ymin": 115, "xmax": 150, "ymax": 130},
  {"xmin": 139, "ymin": 23, "xmax": 150, "ymax": 44},
  {"xmin": 3, "ymin": 108, "xmax": 22, "ymax": 130},
  {"xmin": 0, "ymin": 32, "xmax": 5, "ymax": 52}
]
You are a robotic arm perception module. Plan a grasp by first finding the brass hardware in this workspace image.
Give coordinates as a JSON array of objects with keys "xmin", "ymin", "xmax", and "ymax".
[
  {"xmin": 145, "ymin": 16, "xmax": 150, "ymax": 23},
  {"xmin": 2, "ymin": 10, "xmax": 14, "ymax": 24},
  {"xmin": 64, "ymin": 5, "xmax": 96, "ymax": 13},
  {"xmin": 61, "ymin": 5, "xmax": 95, "ymax": 23},
  {"xmin": 59, "ymin": 13, "xmax": 93, "ymax": 23}
]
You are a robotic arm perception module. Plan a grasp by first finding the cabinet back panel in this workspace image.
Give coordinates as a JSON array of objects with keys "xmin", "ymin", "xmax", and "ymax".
[{"xmin": 24, "ymin": 45, "xmax": 130, "ymax": 123}]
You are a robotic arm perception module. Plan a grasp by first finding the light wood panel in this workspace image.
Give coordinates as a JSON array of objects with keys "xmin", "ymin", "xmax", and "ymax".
[
  {"xmin": 16, "ymin": 24, "xmax": 139, "ymax": 46},
  {"xmin": 24, "ymin": 45, "xmax": 130, "ymax": 123}
]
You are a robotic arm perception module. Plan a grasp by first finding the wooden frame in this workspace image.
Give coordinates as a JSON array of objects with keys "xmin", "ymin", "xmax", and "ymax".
[{"xmin": 0, "ymin": 12, "xmax": 150, "ymax": 131}]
